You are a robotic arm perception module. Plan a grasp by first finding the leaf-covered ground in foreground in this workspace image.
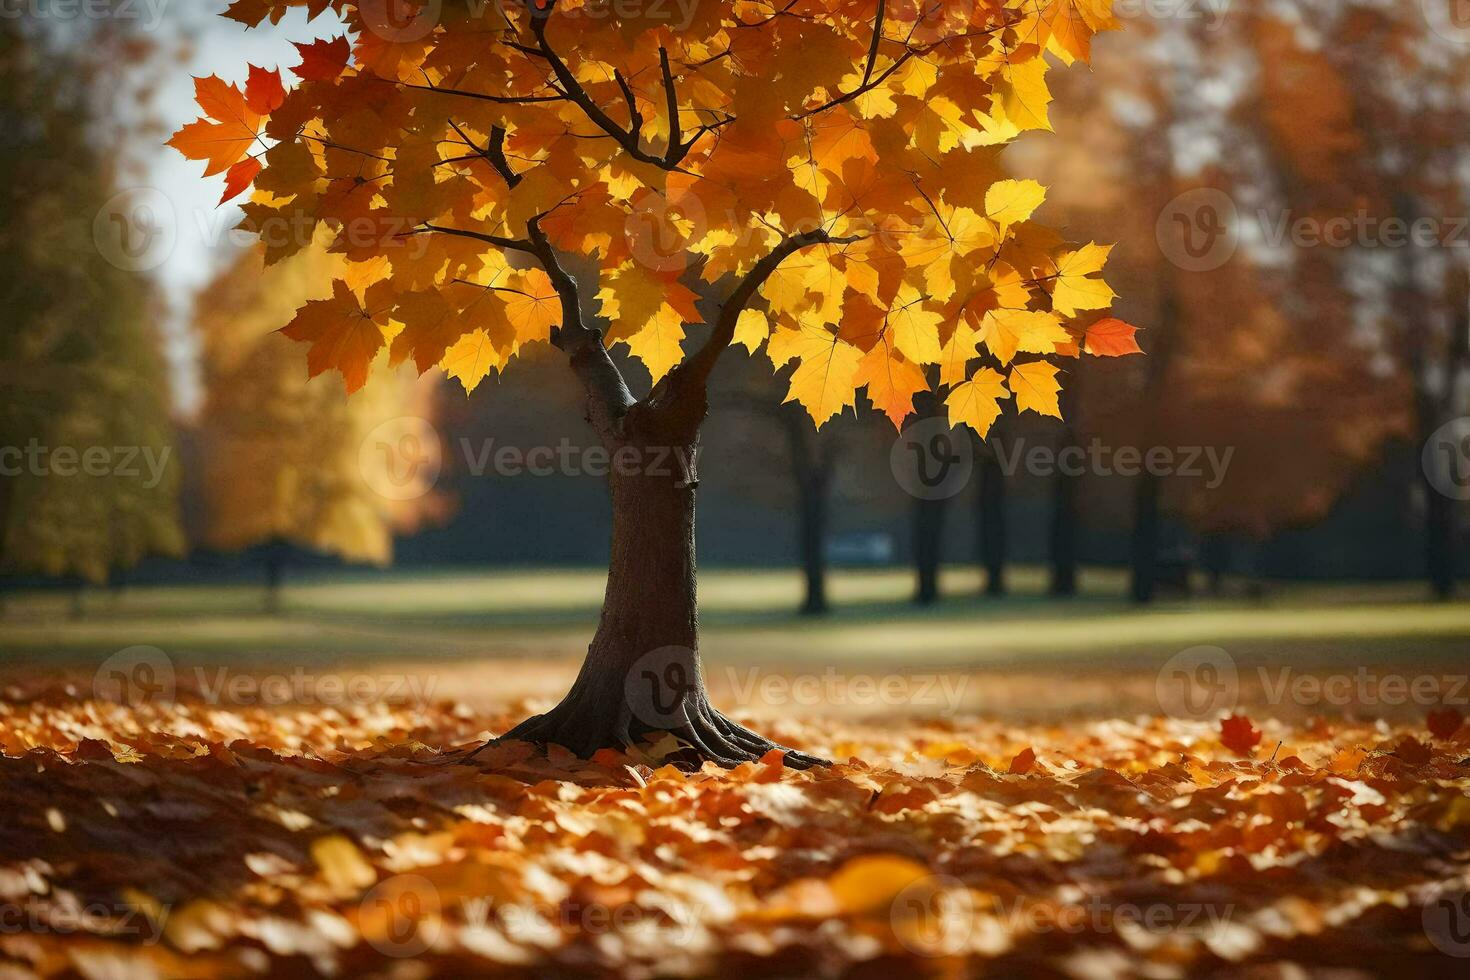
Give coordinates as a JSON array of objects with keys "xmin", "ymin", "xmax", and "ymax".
[{"xmin": 2, "ymin": 691, "xmax": 1470, "ymax": 978}]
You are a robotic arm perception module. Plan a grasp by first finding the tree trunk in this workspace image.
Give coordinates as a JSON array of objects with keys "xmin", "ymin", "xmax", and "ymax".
[
  {"xmin": 913, "ymin": 494, "xmax": 945, "ymax": 605},
  {"xmin": 796, "ymin": 485, "xmax": 830, "ymax": 615},
  {"xmin": 783, "ymin": 410, "xmax": 831, "ymax": 616},
  {"xmin": 264, "ymin": 543, "xmax": 286, "ymax": 615},
  {"xmin": 1421, "ymin": 391, "xmax": 1457, "ymax": 601},
  {"xmin": 1049, "ymin": 382, "xmax": 1080, "ymax": 597},
  {"xmin": 500, "ymin": 435, "xmax": 823, "ymax": 768},
  {"xmin": 1130, "ymin": 471, "xmax": 1161, "ymax": 604},
  {"xmin": 978, "ymin": 445, "xmax": 1007, "ymax": 597}
]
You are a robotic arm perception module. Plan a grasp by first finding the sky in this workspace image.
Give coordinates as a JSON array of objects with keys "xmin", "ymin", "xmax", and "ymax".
[{"xmin": 131, "ymin": 2, "xmax": 345, "ymax": 414}]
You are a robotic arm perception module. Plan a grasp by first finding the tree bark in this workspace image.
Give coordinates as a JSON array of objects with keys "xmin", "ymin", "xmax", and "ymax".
[
  {"xmin": 913, "ymin": 494, "xmax": 945, "ymax": 605},
  {"xmin": 499, "ymin": 419, "xmax": 824, "ymax": 768},
  {"xmin": 978, "ymin": 433, "xmax": 1008, "ymax": 598},
  {"xmin": 483, "ymin": 225, "xmax": 845, "ymax": 768},
  {"xmin": 1130, "ymin": 472, "xmax": 1161, "ymax": 604},
  {"xmin": 264, "ymin": 540, "xmax": 286, "ymax": 615},
  {"xmin": 782, "ymin": 409, "xmax": 831, "ymax": 616},
  {"xmin": 1049, "ymin": 383, "xmax": 1079, "ymax": 597}
]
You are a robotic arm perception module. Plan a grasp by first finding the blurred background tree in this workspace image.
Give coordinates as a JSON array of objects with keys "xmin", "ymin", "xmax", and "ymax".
[
  {"xmin": 0, "ymin": 18, "xmax": 183, "ymax": 600},
  {"xmin": 194, "ymin": 241, "xmax": 449, "ymax": 611}
]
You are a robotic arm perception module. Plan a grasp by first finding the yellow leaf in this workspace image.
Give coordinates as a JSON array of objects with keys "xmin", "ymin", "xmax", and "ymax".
[
  {"xmin": 1051, "ymin": 242, "xmax": 1116, "ymax": 317},
  {"xmin": 938, "ymin": 319, "xmax": 981, "ymax": 387},
  {"xmin": 1010, "ymin": 361, "xmax": 1063, "ymax": 418},
  {"xmin": 782, "ymin": 327, "xmax": 863, "ymax": 427},
  {"xmin": 982, "ymin": 309, "xmax": 1070, "ymax": 365},
  {"xmin": 734, "ymin": 308, "xmax": 771, "ymax": 353},
  {"xmin": 887, "ymin": 293, "xmax": 944, "ymax": 365},
  {"xmin": 1001, "ymin": 58, "xmax": 1053, "ymax": 133},
  {"xmin": 946, "ymin": 367, "xmax": 1009, "ymax": 436},
  {"xmin": 985, "ymin": 179, "xmax": 1047, "ymax": 232},
  {"xmin": 311, "ymin": 835, "xmax": 377, "ymax": 894},
  {"xmin": 440, "ymin": 328, "xmax": 504, "ymax": 394},
  {"xmin": 827, "ymin": 855, "xmax": 933, "ymax": 915},
  {"xmin": 855, "ymin": 343, "xmax": 928, "ymax": 428}
]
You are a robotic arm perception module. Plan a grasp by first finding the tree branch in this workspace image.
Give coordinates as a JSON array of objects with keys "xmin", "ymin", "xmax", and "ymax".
[
  {"xmin": 525, "ymin": 217, "xmax": 635, "ymax": 440},
  {"xmin": 660, "ymin": 47, "xmax": 682, "ymax": 163},
  {"xmin": 413, "ymin": 223, "xmax": 534, "ymax": 253},
  {"xmin": 529, "ymin": 16, "xmax": 673, "ymax": 169},
  {"xmin": 678, "ymin": 229, "xmax": 865, "ymax": 392}
]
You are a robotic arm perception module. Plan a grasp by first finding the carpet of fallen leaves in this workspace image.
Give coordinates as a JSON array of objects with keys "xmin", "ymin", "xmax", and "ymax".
[{"xmin": 3, "ymin": 689, "xmax": 1470, "ymax": 979}]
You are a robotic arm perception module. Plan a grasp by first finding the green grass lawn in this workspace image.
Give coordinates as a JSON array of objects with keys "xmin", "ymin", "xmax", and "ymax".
[{"xmin": 2, "ymin": 566, "xmax": 1466, "ymax": 675}]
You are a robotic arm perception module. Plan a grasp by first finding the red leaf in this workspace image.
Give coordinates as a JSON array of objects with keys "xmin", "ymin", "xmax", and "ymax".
[
  {"xmin": 1220, "ymin": 714, "xmax": 1262, "ymax": 756},
  {"xmin": 1084, "ymin": 317, "xmax": 1144, "ymax": 357},
  {"xmin": 1394, "ymin": 735, "xmax": 1433, "ymax": 766},
  {"xmin": 220, "ymin": 157, "xmax": 262, "ymax": 205},
  {"xmin": 1428, "ymin": 708, "xmax": 1464, "ymax": 741},
  {"xmin": 292, "ymin": 37, "xmax": 351, "ymax": 82},
  {"xmin": 245, "ymin": 65, "xmax": 286, "ymax": 115},
  {"xmin": 1008, "ymin": 747, "xmax": 1037, "ymax": 774}
]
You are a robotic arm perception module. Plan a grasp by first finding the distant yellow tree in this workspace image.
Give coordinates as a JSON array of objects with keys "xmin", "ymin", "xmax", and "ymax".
[{"xmin": 195, "ymin": 243, "xmax": 447, "ymax": 609}]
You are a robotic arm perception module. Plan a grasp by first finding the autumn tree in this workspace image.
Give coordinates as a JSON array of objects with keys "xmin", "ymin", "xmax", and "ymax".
[
  {"xmin": 1019, "ymin": 8, "xmax": 1401, "ymax": 601},
  {"xmin": 1250, "ymin": 3, "xmax": 1470, "ymax": 598},
  {"xmin": 195, "ymin": 241, "xmax": 447, "ymax": 611},
  {"xmin": 0, "ymin": 18, "xmax": 183, "ymax": 593},
  {"xmin": 172, "ymin": 0, "xmax": 1123, "ymax": 765}
]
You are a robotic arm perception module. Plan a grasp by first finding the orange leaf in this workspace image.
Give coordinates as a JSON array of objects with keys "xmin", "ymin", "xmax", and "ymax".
[
  {"xmin": 1008, "ymin": 747, "xmax": 1037, "ymax": 774},
  {"xmin": 244, "ymin": 64, "xmax": 286, "ymax": 115},
  {"xmin": 1084, "ymin": 317, "xmax": 1143, "ymax": 357},
  {"xmin": 279, "ymin": 280, "xmax": 388, "ymax": 393},
  {"xmin": 1220, "ymin": 714, "xmax": 1262, "ymax": 756},
  {"xmin": 166, "ymin": 76, "xmax": 260, "ymax": 177},
  {"xmin": 219, "ymin": 157, "xmax": 261, "ymax": 205},
  {"xmin": 292, "ymin": 37, "xmax": 351, "ymax": 81}
]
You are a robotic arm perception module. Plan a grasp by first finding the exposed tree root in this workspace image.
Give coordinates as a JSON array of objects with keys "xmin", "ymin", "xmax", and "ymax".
[{"xmin": 470, "ymin": 679, "xmax": 827, "ymax": 770}]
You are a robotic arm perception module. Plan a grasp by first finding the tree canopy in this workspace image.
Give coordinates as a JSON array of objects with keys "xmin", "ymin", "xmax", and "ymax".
[{"xmin": 172, "ymin": 0, "xmax": 1130, "ymax": 437}]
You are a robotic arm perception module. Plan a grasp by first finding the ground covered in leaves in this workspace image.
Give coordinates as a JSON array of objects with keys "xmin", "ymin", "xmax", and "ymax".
[{"xmin": 2, "ymin": 690, "xmax": 1470, "ymax": 978}]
